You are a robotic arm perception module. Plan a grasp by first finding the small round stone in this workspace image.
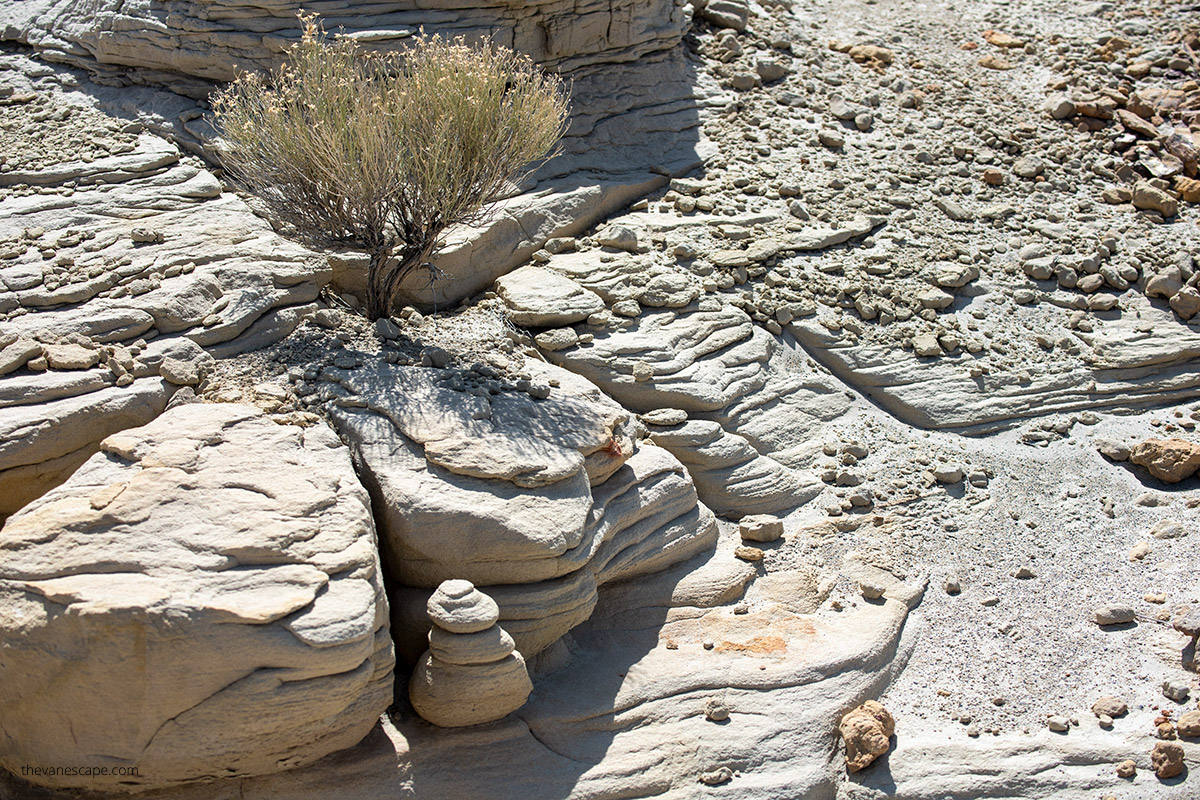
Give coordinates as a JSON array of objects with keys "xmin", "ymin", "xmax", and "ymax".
[{"xmin": 427, "ymin": 579, "xmax": 501, "ymax": 634}]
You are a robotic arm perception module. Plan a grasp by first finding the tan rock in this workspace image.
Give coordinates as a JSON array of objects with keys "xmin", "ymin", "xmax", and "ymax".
[
  {"xmin": 1132, "ymin": 181, "xmax": 1179, "ymax": 217},
  {"xmin": 41, "ymin": 343, "xmax": 99, "ymax": 370},
  {"xmin": 1151, "ymin": 740, "xmax": 1184, "ymax": 779},
  {"xmin": 428, "ymin": 623, "xmax": 516, "ymax": 665},
  {"xmin": 1178, "ymin": 710, "xmax": 1200, "ymax": 738},
  {"xmin": 408, "ymin": 582, "xmax": 530, "ymax": 734},
  {"xmin": 840, "ymin": 700, "xmax": 895, "ymax": 773},
  {"xmin": 495, "ymin": 266, "xmax": 604, "ymax": 327},
  {"xmin": 1091, "ymin": 696, "xmax": 1128, "ymax": 718},
  {"xmin": 1130, "ymin": 438, "xmax": 1200, "ymax": 483},
  {"xmin": 427, "ymin": 580, "xmax": 501, "ymax": 634},
  {"xmin": 739, "ymin": 514, "xmax": 784, "ymax": 542},
  {"xmin": 1115, "ymin": 759, "xmax": 1136, "ymax": 778},
  {"xmin": 1170, "ymin": 286, "xmax": 1200, "ymax": 321}
]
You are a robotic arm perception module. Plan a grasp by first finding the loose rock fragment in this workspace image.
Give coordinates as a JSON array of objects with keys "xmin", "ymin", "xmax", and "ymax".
[
  {"xmin": 1093, "ymin": 604, "xmax": 1136, "ymax": 626},
  {"xmin": 739, "ymin": 514, "xmax": 784, "ymax": 543},
  {"xmin": 839, "ymin": 701, "xmax": 895, "ymax": 773},
  {"xmin": 1130, "ymin": 439, "xmax": 1200, "ymax": 483},
  {"xmin": 1150, "ymin": 741, "xmax": 1184, "ymax": 779}
]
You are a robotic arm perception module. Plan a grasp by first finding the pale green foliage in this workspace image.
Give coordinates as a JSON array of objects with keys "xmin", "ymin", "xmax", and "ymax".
[{"xmin": 212, "ymin": 14, "xmax": 569, "ymax": 319}]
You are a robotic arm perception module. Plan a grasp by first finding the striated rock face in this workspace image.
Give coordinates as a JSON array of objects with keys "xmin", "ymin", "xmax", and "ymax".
[
  {"xmin": 3, "ymin": 3, "xmax": 718, "ymax": 312},
  {"xmin": 409, "ymin": 581, "xmax": 532, "ymax": 727},
  {"xmin": 839, "ymin": 700, "xmax": 895, "ymax": 773},
  {"xmin": 325, "ymin": 359, "xmax": 719, "ymax": 659},
  {"xmin": 0, "ymin": 57, "xmax": 331, "ymax": 521},
  {"xmin": 0, "ymin": 403, "xmax": 394, "ymax": 791},
  {"xmin": 12, "ymin": 0, "xmax": 692, "ymax": 87},
  {"xmin": 497, "ymin": 258, "xmax": 849, "ymax": 516},
  {"xmin": 1129, "ymin": 437, "xmax": 1200, "ymax": 483}
]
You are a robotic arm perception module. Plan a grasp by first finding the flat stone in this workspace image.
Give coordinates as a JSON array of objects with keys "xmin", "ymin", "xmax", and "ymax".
[
  {"xmin": 496, "ymin": 266, "xmax": 604, "ymax": 327},
  {"xmin": 428, "ymin": 623, "xmax": 516, "ymax": 665}
]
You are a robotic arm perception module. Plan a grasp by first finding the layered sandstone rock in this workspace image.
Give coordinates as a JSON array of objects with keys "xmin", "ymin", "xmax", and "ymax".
[
  {"xmin": 0, "ymin": 60, "xmax": 330, "ymax": 520},
  {"xmin": 495, "ymin": 258, "xmax": 848, "ymax": 516},
  {"xmin": 0, "ymin": 403, "xmax": 394, "ymax": 790},
  {"xmin": 325, "ymin": 359, "xmax": 719, "ymax": 660},
  {"xmin": 11, "ymin": 0, "xmax": 692, "ymax": 87},
  {"xmin": 3, "ymin": 2, "xmax": 717, "ymax": 311}
]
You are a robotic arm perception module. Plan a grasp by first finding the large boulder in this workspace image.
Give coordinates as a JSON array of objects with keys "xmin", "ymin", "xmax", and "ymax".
[{"xmin": 0, "ymin": 403, "xmax": 394, "ymax": 791}]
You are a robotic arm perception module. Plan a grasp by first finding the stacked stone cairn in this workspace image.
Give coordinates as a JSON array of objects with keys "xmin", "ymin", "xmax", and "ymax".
[{"xmin": 408, "ymin": 580, "xmax": 533, "ymax": 727}]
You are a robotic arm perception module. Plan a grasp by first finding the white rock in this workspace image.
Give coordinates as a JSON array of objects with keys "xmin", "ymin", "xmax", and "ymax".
[{"xmin": 0, "ymin": 404, "xmax": 393, "ymax": 790}]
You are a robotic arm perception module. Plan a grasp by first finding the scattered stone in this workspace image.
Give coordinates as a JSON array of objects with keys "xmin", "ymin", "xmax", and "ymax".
[
  {"xmin": 130, "ymin": 227, "xmax": 164, "ymax": 244},
  {"xmin": 1150, "ymin": 520, "xmax": 1188, "ymax": 540},
  {"xmin": 1115, "ymin": 759, "xmax": 1136, "ymax": 778},
  {"xmin": 1093, "ymin": 604, "xmax": 1136, "ymax": 626},
  {"xmin": 1128, "ymin": 541, "xmax": 1151, "ymax": 561},
  {"xmin": 1044, "ymin": 93, "xmax": 1075, "ymax": 120},
  {"xmin": 1130, "ymin": 439, "xmax": 1200, "ymax": 483},
  {"xmin": 534, "ymin": 328, "xmax": 580, "ymax": 352},
  {"xmin": 41, "ymin": 343, "xmax": 99, "ymax": 370},
  {"xmin": 1092, "ymin": 697, "xmax": 1128, "ymax": 718},
  {"xmin": 819, "ymin": 129, "xmax": 846, "ymax": 149},
  {"xmin": 1150, "ymin": 741, "xmax": 1184, "ymax": 779},
  {"xmin": 1095, "ymin": 438, "xmax": 1131, "ymax": 461},
  {"xmin": 859, "ymin": 580, "xmax": 886, "ymax": 600},
  {"xmin": 495, "ymin": 266, "xmax": 604, "ymax": 327},
  {"xmin": 912, "ymin": 334, "xmax": 943, "ymax": 357},
  {"xmin": 1132, "ymin": 181, "xmax": 1178, "ymax": 218},
  {"xmin": 756, "ymin": 58, "xmax": 789, "ymax": 83},
  {"xmin": 1177, "ymin": 710, "xmax": 1200, "ymax": 738},
  {"xmin": 1046, "ymin": 715, "xmax": 1070, "ymax": 732},
  {"xmin": 933, "ymin": 464, "xmax": 964, "ymax": 483},
  {"xmin": 840, "ymin": 701, "xmax": 895, "ymax": 773},
  {"xmin": 1162, "ymin": 679, "xmax": 1190, "ymax": 703},
  {"xmin": 705, "ymin": 698, "xmax": 731, "ymax": 722},
  {"xmin": 698, "ymin": 766, "xmax": 734, "ymax": 786},
  {"xmin": 159, "ymin": 356, "xmax": 200, "ymax": 386},
  {"xmin": 1171, "ymin": 287, "xmax": 1200, "ymax": 321},
  {"xmin": 735, "ymin": 546, "xmax": 764, "ymax": 562},
  {"xmin": 699, "ymin": 0, "xmax": 748, "ymax": 31},
  {"xmin": 596, "ymin": 224, "xmax": 640, "ymax": 253},
  {"xmin": 1013, "ymin": 156, "xmax": 1045, "ymax": 178},
  {"xmin": 739, "ymin": 514, "xmax": 784, "ymax": 543}
]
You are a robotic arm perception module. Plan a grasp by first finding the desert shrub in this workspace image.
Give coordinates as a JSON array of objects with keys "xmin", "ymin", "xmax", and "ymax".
[{"xmin": 212, "ymin": 14, "xmax": 569, "ymax": 319}]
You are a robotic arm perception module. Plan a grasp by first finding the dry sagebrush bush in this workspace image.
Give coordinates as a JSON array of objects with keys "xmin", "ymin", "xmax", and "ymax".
[{"xmin": 212, "ymin": 14, "xmax": 569, "ymax": 319}]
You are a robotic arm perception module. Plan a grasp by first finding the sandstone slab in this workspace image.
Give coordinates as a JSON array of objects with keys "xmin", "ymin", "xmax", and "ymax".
[{"xmin": 0, "ymin": 404, "xmax": 394, "ymax": 790}]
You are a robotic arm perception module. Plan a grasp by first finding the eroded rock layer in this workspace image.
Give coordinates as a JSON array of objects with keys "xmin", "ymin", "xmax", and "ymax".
[
  {"xmin": 0, "ymin": 403, "xmax": 394, "ymax": 791},
  {"xmin": 0, "ymin": 58, "xmax": 331, "ymax": 520},
  {"xmin": 326, "ymin": 359, "xmax": 719, "ymax": 660}
]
